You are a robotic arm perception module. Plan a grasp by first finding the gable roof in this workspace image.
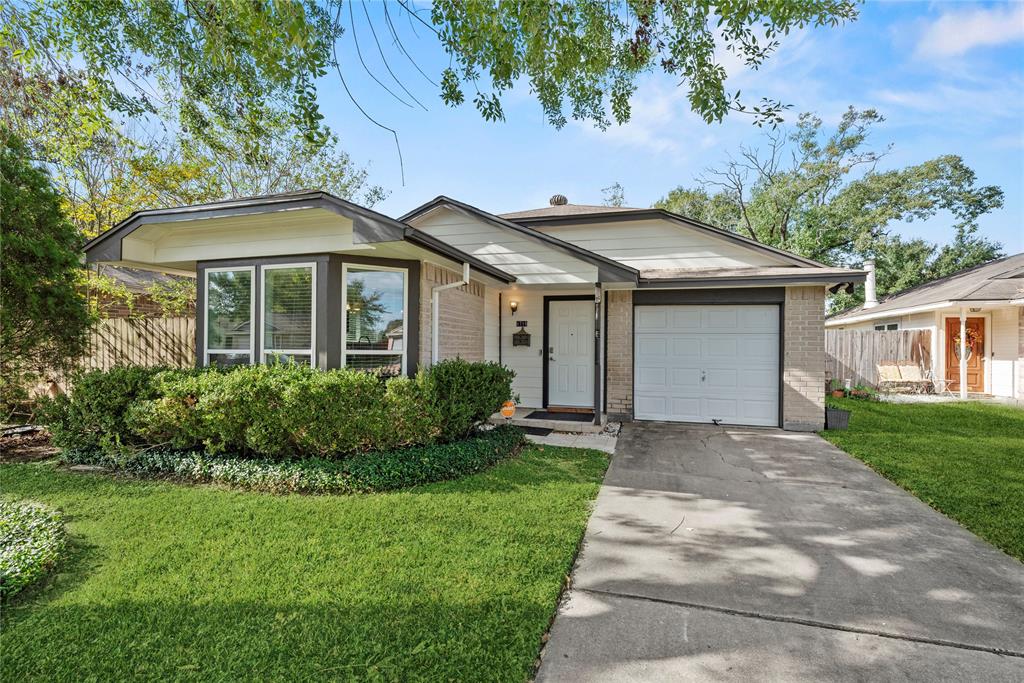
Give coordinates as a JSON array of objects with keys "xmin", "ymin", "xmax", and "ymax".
[
  {"xmin": 499, "ymin": 203, "xmax": 641, "ymax": 220},
  {"xmin": 83, "ymin": 190, "xmax": 515, "ymax": 284},
  {"xmin": 502, "ymin": 207, "xmax": 830, "ymax": 269},
  {"xmin": 827, "ymin": 253, "xmax": 1024, "ymax": 324},
  {"xmin": 400, "ymin": 196, "xmax": 639, "ymax": 282}
]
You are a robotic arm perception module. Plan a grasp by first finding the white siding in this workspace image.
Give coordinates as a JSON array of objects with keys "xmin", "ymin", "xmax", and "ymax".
[
  {"xmin": 499, "ymin": 287, "xmax": 593, "ymax": 407},
  {"xmin": 410, "ymin": 209, "xmax": 599, "ymax": 285},
  {"xmin": 535, "ymin": 219, "xmax": 788, "ymax": 271},
  {"xmin": 991, "ymin": 306, "xmax": 1019, "ymax": 398},
  {"xmin": 483, "ymin": 286, "xmax": 500, "ymax": 363}
]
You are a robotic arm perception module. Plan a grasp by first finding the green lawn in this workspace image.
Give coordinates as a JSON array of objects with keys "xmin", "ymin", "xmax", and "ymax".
[
  {"xmin": 1, "ymin": 445, "xmax": 608, "ymax": 682},
  {"xmin": 821, "ymin": 399, "xmax": 1024, "ymax": 561}
]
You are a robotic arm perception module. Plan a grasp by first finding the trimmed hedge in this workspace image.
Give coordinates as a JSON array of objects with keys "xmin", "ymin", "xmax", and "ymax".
[
  {"xmin": 0, "ymin": 500, "xmax": 67, "ymax": 600},
  {"xmin": 43, "ymin": 359, "xmax": 515, "ymax": 460},
  {"xmin": 61, "ymin": 425, "xmax": 527, "ymax": 495}
]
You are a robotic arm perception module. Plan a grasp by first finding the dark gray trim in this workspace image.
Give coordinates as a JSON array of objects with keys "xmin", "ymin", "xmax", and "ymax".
[
  {"xmin": 508, "ymin": 208, "xmax": 828, "ymax": 269},
  {"xmin": 542, "ymin": 295, "xmax": 596, "ymax": 410},
  {"xmin": 82, "ymin": 190, "xmax": 516, "ymax": 285},
  {"xmin": 401, "ymin": 196, "xmax": 638, "ymax": 283},
  {"xmin": 640, "ymin": 271, "xmax": 865, "ymax": 289},
  {"xmin": 497, "ymin": 292, "xmax": 503, "ymax": 366},
  {"xmin": 196, "ymin": 253, "xmax": 421, "ymax": 377},
  {"xmin": 634, "ymin": 287, "xmax": 785, "ymax": 306},
  {"xmin": 630, "ymin": 294, "xmax": 784, "ymax": 429},
  {"xmin": 602, "ymin": 296, "xmax": 609, "ymax": 415},
  {"xmin": 593, "ymin": 286, "xmax": 602, "ymax": 426}
]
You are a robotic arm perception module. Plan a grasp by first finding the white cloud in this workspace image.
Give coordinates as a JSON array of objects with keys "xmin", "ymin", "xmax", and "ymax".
[{"xmin": 916, "ymin": 4, "xmax": 1024, "ymax": 59}]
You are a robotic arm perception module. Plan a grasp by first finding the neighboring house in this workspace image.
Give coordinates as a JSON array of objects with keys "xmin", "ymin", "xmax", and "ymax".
[
  {"xmin": 82, "ymin": 190, "xmax": 864, "ymax": 430},
  {"xmin": 92, "ymin": 266, "xmax": 194, "ymax": 318},
  {"xmin": 827, "ymin": 255, "xmax": 1024, "ymax": 399}
]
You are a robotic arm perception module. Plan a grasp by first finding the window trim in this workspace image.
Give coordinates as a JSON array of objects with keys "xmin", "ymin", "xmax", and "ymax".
[
  {"xmin": 341, "ymin": 262, "xmax": 409, "ymax": 375},
  {"xmin": 873, "ymin": 321, "xmax": 900, "ymax": 331},
  {"xmin": 203, "ymin": 265, "xmax": 256, "ymax": 367},
  {"xmin": 260, "ymin": 262, "xmax": 317, "ymax": 367}
]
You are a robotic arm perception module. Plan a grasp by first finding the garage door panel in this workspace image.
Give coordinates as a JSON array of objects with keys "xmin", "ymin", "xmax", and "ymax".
[
  {"xmin": 634, "ymin": 304, "xmax": 780, "ymax": 427},
  {"xmin": 703, "ymin": 308, "xmax": 741, "ymax": 331},
  {"xmin": 705, "ymin": 338, "xmax": 740, "ymax": 359},
  {"xmin": 636, "ymin": 336, "xmax": 669, "ymax": 358},
  {"xmin": 635, "ymin": 307, "xmax": 669, "ymax": 331}
]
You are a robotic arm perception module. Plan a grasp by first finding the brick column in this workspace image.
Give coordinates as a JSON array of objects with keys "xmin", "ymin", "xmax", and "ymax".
[
  {"xmin": 606, "ymin": 289, "xmax": 633, "ymax": 420},
  {"xmin": 783, "ymin": 286, "xmax": 826, "ymax": 431}
]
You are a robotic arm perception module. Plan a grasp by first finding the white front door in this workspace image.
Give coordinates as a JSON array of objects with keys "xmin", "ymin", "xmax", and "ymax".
[
  {"xmin": 634, "ymin": 304, "xmax": 779, "ymax": 426},
  {"xmin": 548, "ymin": 299, "xmax": 594, "ymax": 407}
]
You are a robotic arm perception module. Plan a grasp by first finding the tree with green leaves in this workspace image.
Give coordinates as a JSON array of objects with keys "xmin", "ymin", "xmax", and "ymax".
[
  {"xmin": 654, "ymin": 107, "xmax": 1004, "ymax": 308},
  {"xmin": 0, "ymin": 129, "xmax": 93, "ymax": 408},
  {"xmin": 2, "ymin": 0, "xmax": 860, "ymax": 154}
]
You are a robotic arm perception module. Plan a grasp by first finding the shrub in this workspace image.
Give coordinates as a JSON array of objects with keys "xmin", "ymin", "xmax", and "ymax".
[
  {"xmin": 424, "ymin": 359, "xmax": 516, "ymax": 441},
  {"xmin": 62, "ymin": 425, "xmax": 526, "ymax": 495},
  {"xmin": 41, "ymin": 366, "xmax": 164, "ymax": 453},
  {"xmin": 44, "ymin": 360, "xmax": 515, "ymax": 460},
  {"xmin": 0, "ymin": 500, "xmax": 67, "ymax": 600}
]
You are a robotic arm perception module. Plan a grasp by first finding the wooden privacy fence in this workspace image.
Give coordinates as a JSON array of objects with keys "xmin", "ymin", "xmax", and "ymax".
[
  {"xmin": 825, "ymin": 329, "xmax": 931, "ymax": 388},
  {"xmin": 79, "ymin": 317, "xmax": 195, "ymax": 371}
]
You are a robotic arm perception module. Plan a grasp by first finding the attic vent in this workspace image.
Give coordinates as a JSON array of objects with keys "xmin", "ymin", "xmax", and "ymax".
[{"xmin": 549, "ymin": 194, "xmax": 568, "ymax": 206}]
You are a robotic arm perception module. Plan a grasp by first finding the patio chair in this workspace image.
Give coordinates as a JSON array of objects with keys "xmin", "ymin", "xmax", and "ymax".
[
  {"xmin": 876, "ymin": 363, "xmax": 903, "ymax": 393},
  {"xmin": 896, "ymin": 364, "xmax": 932, "ymax": 394}
]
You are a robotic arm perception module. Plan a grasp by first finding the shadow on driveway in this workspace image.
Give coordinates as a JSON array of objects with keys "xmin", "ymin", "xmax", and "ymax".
[{"xmin": 537, "ymin": 422, "xmax": 1024, "ymax": 681}]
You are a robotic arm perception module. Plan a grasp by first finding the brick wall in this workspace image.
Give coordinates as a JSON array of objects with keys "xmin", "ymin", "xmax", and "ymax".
[
  {"xmin": 783, "ymin": 286, "xmax": 826, "ymax": 431},
  {"xmin": 419, "ymin": 263, "xmax": 485, "ymax": 369},
  {"xmin": 605, "ymin": 289, "xmax": 633, "ymax": 420}
]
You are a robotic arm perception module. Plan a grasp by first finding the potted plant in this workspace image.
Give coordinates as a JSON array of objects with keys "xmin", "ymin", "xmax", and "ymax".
[
  {"xmin": 849, "ymin": 384, "xmax": 876, "ymax": 400},
  {"xmin": 825, "ymin": 405, "xmax": 850, "ymax": 430},
  {"xmin": 829, "ymin": 379, "xmax": 846, "ymax": 398}
]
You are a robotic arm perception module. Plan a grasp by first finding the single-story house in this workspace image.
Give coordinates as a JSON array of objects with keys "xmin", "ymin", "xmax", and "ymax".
[
  {"xmin": 82, "ymin": 190, "xmax": 865, "ymax": 430},
  {"xmin": 826, "ymin": 254, "xmax": 1024, "ymax": 399}
]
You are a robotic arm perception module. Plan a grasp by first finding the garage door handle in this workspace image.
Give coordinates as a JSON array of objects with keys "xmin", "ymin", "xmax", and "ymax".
[{"xmin": 701, "ymin": 370, "xmax": 706, "ymax": 382}]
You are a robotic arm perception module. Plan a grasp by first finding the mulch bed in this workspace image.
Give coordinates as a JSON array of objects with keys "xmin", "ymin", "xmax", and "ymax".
[{"xmin": 0, "ymin": 427, "xmax": 59, "ymax": 463}]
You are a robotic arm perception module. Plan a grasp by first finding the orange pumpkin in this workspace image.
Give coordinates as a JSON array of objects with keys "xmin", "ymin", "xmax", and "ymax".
[{"xmin": 500, "ymin": 400, "xmax": 516, "ymax": 418}]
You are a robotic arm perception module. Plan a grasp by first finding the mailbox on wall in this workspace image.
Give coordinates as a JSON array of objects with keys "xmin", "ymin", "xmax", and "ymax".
[{"xmin": 512, "ymin": 330, "xmax": 531, "ymax": 347}]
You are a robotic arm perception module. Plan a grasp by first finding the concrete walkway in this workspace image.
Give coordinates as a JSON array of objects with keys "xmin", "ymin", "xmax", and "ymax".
[{"xmin": 537, "ymin": 423, "xmax": 1024, "ymax": 681}]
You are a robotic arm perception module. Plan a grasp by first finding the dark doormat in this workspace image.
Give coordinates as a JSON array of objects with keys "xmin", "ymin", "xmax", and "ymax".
[
  {"xmin": 525, "ymin": 410, "xmax": 592, "ymax": 422},
  {"xmin": 521, "ymin": 426, "xmax": 554, "ymax": 436}
]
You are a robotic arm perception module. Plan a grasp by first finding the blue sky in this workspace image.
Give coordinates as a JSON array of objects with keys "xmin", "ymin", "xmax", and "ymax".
[{"xmin": 321, "ymin": 1, "xmax": 1024, "ymax": 254}]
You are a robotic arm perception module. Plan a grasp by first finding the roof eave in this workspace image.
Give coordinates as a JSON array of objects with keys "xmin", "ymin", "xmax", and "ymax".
[
  {"xmin": 640, "ymin": 271, "xmax": 866, "ymax": 289},
  {"xmin": 509, "ymin": 208, "xmax": 828, "ymax": 269},
  {"xmin": 401, "ymin": 196, "xmax": 639, "ymax": 283}
]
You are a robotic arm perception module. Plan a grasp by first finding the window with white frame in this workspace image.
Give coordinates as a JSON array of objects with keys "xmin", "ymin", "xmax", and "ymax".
[
  {"xmin": 873, "ymin": 322, "xmax": 899, "ymax": 331},
  {"xmin": 262, "ymin": 263, "xmax": 316, "ymax": 366},
  {"xmin": 204, "ymin": 267, "xmax": 254, "ymax": 367},
  {"xmin": 342, "ymin": 265, "xmax": 407, "ymax": 375}
]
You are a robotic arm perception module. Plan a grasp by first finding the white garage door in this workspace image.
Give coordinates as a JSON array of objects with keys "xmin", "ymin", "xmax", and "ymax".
[{"xmin": 634, "ymin": 305, "xmax": 779, "ymax": 426}]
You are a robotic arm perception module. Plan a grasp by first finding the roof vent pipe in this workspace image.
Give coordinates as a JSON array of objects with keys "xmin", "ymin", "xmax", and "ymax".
[{"xmin": 863, "ymin": 259, "xmax": 878, "ymax": 309}]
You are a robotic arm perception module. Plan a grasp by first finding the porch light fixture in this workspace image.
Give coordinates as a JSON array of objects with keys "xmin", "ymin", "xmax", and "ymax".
[{"xmin": 509, "ymin": 300, "xmax": 519, "ymax": 316}]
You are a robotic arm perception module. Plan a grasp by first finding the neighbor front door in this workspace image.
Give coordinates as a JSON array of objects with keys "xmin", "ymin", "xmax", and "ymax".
[
  {"xmin": 547, "ymin": 299, "xmax": 594, "ymax": 408},
  {"xmin": 945, "ymin": 317, "xmax": 985, "ymax": 393}
]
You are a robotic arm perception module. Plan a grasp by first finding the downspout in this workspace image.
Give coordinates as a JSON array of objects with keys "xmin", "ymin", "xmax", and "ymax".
[{"xmin": 432, "ymin": 262, "xmax": 470, "ymax": 364}]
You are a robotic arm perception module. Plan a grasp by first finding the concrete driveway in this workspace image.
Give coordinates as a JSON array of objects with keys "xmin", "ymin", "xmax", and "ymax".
[{"xmin": 537, "ymin": 422, "xmax": 1024, "ymax": 681}]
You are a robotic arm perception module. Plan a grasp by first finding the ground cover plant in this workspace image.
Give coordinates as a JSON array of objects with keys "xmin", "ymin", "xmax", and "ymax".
[
  {"xmin": 822, "ymin": 399, "xmax": 1024, "ymax": 561},
  {"xmin": 61, "ymin": 425, "xmax": 526, "ymax": 495},
  {"xmin": 0, "ymin": 499, "xmax": 66, "ymax": 599},
  {"xmin": 1, "ymin": 444, "xmax": 608, "ymax": 681}
]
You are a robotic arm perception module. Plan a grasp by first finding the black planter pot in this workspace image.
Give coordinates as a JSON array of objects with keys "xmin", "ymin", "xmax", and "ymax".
[{"xmin": 825, "ymin": 407, "xmax": 850, "ymax": 430}]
